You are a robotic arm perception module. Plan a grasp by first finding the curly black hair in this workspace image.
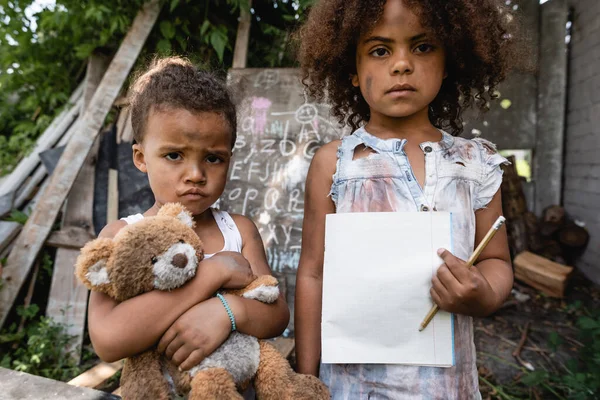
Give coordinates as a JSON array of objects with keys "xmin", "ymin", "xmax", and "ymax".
[
  {"xmin": 297, "ymin": 0, "xmax": 526, "ymax": 135},
  {"xmin": 129, "ymin": 56, "xmax": 237, "ymax": 146}
]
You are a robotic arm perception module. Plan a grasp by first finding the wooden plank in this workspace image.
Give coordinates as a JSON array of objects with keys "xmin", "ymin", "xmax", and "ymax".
[
  {"xmin": 0, "ymin": 221, "xmax": 21, "ymax": 254},
  {"xmin": 0, "ymin": 0, "xmax": 161, "ymax": 329},
  {"xmin": 0, "ymin": 191, "xmax": 15, "ymax": 217},
  {"xmin": 270, "ymin": 337, "xmax": 295, "ymax": 359},
  {"xmin": 107, "ymin": 169, "xmax": 119, "ymax": 223},
  {"xmin": 0, "ymin": 367, "xmax": 120, "ymax": 400},
  {"xmin": 0, "ymin": 96, "xmax": 81, "ymax": 197},
  {"xmin": 120, "ymin": 111, "xmax": 133, "ymax": 143},
  {"xmin": 513, "ymin": 251, "xmax": 573, "ymax": 298},
  {"xmin": 232, "ymin": 0, "xmax": 252, "ymax": 68},
  {"xmin": 12, "ymin": 165, "xmax": 46, "ymax": 211},
  {"xmin": 68, "ymin": 361, "xmax": 124, "ymax": 389},
  {"xmin": 14, "ymin": 261, "xmax": 39, "ymax": 340},
  {"xmin": 46, "ymin": 52, "xmax": 111, "ymax": 361},
  {"xmin": 46, "ymin": 226, "xmax": 95, "ymax": 250}
]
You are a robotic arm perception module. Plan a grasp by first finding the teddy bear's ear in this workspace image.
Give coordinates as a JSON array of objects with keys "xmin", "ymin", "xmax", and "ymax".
[
  {"xmin": 75, "ymin": 238, "xmax": 114, "ymax": 294},
  {"xmin": 158, "ymin": 203, "xmax": 194, "ymax": 228}
]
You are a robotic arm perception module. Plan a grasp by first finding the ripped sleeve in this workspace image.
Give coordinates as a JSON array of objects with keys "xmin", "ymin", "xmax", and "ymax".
[{"xmin": 472, "ymin": 138, "xmax": 510, "ymax": 210}]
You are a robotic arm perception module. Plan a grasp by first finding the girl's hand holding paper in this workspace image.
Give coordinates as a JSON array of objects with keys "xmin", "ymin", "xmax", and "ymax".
[{"xmin": 430, "ymin": 248, "xmax": 497, "ymax": 317}]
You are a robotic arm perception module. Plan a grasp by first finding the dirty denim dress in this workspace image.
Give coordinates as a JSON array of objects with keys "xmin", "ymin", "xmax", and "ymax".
[{"xmin": 320, "ymin": 127, "xmax": 508, "ymax": 400}]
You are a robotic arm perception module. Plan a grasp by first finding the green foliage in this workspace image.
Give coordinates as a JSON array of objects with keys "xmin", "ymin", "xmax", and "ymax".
[
  {"xmin": 3, "ymin": 209, "xmax": 29, "ymax": 224},
  {"xmin": 483, "ymin": 305, "xmax": 600, "ymax": 399},
  {"xmin": 0, "ymin": 304, "xmax": 82, "ymax": 382},
  {"xmin": 0, "ymin": 0, "xmax": 313, "ymax": 176}
]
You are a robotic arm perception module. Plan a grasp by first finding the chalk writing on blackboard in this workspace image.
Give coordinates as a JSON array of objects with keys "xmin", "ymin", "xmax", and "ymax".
[{"xmin": 221, "ymin": 69, "xmax": 343, "ymax": 273}]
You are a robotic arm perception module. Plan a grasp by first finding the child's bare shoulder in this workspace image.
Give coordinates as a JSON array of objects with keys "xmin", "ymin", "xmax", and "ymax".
[
  {"xmin": 311, "ymin": 139, "xmax": 341, "ymax": 171},
  {"xmin": 228, "ymin": 213, "xmax": 258, "ymax": 236},
  {"xmin": 98, "ymin": 220, "xmax": 128, "ymax": 239}
]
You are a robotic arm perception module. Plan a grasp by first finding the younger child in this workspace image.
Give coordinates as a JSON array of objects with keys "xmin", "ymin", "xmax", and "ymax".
[
  {"xmin": 295, "ymin": 0, "xmax": 521, "ymax": 398},
  {"xmin": 88, "ymin": 57, "xmax": 289, "ymax": 376}
]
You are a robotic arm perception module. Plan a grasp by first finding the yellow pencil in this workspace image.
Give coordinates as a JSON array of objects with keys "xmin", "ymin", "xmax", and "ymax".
[{"xmin": 418, "ymin": 216, "xmax": 506, "ymax": 332}]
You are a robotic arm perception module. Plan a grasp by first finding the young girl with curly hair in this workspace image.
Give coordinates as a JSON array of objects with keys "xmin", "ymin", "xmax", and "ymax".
[{"xmin": 295, "ymin": 0, "xmax": 523, "ymax": 397}]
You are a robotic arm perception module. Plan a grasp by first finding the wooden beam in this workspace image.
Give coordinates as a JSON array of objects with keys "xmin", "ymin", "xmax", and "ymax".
[
  {"xmin": 232, "ymin": 0, "xmax": 252, "ymax": 68},
  {"xmin": 0, "ymin": 0, "xmax": 161, "ymax": 328},
  {"xmin": 0, "ymin": 94, "xmax": 81, "ymax": 197},
  {"xmin": 0, "ymin": 221, "xmax": 21, "ymax": 255},
  {"xmin": 46, "ymin": 52, "xmax": 111, "ymax": 361},
  {"xmin": 68, "ymin": 361, "xmax": 124, "ymax": 389},
  {"xmin": 1, "ymin": 367, "xmax": 120, "ymax": 400},
  {"xmin": 46, "ymin": 226, "xmax": 95, "ymax": 250}
]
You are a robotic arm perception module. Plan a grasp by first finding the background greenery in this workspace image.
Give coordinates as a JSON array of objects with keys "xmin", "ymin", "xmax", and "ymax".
[{"xmin": 0, "ymin": 0, "xmax": 313, "ymax": 175}]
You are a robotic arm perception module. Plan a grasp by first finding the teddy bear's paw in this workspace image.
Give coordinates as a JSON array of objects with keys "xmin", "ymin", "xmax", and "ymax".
[
  {"xmin": 241, "ymin": 284, "xmax": 280, "ymax": 303},
  {"xmin": 285, "ymin": 374, "xmax": 331, "ymax": 400},
  {"xmin": 189, "ymin": 368, "xmax": 243, "ymax": 400}
]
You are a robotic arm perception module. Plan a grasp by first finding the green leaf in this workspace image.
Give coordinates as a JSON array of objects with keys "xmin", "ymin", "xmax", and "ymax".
[
  {"xmin": 170, "ymin": 0, "xmax": 180, "ymax": 12},
  {"xmin": 176, "ymin": 35, "xmax": 188, "ymax": 51},
  {"xmin": 160, "ymin": 21, "xmax": 176, "ymax": 40},
  {"xmin": 200, "ymin": 20, "xmax": 210, "ymax": 36},
  {"xmin": 521, "ymin": 370, "xmax": 549, "ymax": 387},
  {"xmin": 156, "ymin": 39, "xmax": 172, "ymax": 54},
  {"xmin": 210, "ymin": 30, "xmax": 226, "ymax": 62},
  {"xmin": 548, "ymin": 331, "xmax": 563, "ymax": 351},
  {"xmin": 578, "ymin": 317, "xmax": 600, "ymax": 330}
]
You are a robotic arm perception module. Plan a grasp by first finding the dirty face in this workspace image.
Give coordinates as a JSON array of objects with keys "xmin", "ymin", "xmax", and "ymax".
[
  {"xmin": 132, "ymin": 108, "xmax": 233, "ymax": 218},
  {"xmin": 352, "ymin": 0, "xmax": 446, "ymax": 123}
]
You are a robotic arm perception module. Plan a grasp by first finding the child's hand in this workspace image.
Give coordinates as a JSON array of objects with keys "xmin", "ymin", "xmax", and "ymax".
[
  {"xmin": 209, "ymin": 251, "xmax": 256, "ymax": 289},
  {"xmin": 430, "ymin": 249, "xmax": 496, "ymax": 316},
  {"xmin": 157, "ymin": 295, "xmax": 245, "ymax": 371}
]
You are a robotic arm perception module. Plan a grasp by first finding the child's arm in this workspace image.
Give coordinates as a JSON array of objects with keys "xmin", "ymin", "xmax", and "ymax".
[
  {"xmin": 88, "ymin": 221, "xmax": 256, "ymax": 362},
  {"xmin": 295, "ymin": 142, "xmax": 338, "ymax": 376},
  {"xmin": 156, "ymin": 215, "xmax": 290, "ymax": 371},
  {"xmin": 430, "ymin": 189, "xmax": 513, "ymax": 317}
]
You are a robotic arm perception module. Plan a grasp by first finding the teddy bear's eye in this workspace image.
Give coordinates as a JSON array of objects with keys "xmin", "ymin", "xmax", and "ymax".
[
  {"xmin": 151, "ymin": 256, "xmax": 158, "ymax": 264},
  {"xmin": 179, "ymin": 239, "xmax": 184, "ymax": 244}
]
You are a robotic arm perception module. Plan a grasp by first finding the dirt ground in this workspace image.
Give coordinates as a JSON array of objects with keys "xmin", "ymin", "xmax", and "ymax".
[{"xmin": 475, "ymin": 271, "xmax": 600, "ymax": 399}]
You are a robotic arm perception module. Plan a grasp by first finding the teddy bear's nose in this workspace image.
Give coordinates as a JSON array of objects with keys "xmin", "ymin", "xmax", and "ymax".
[{"xmin": 171, "ymin": 253, "xmax": 188, "ymax": 269}]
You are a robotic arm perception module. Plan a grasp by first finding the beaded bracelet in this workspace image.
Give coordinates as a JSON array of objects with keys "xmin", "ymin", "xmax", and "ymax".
[{"xmin": 216, "ymin": 293, "xmax": 236, "ymax": 332}]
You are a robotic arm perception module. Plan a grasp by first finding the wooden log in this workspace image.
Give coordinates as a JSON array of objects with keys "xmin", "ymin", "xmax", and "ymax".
[
  {"xmin": 0, "ymin": 0, "xmax": 161, "ymax": 329},
  {"xmin": 513, "ymin": 251, "xmax": 573, "ymax": 298},
  {"xmin": 68, "ymin": 361, "xmax": 124, "ymax": 389},
  {"xmin": 558, "ymin": 223, "xmax": 589, "ymax": 249},
  {"xmin": 46, "ymin": 52, "xmax": 110, "ymax": 362},
  {"xmin": 232, "ymin": 0, "xmax": 252, "ymax": 69},
  {"xmin": 543, "ymin": 205, "xmax": 565, "ymax": 225},
  {"xmin": 0, "ymin": 367, "xmax": 120, "ymax": 400}
]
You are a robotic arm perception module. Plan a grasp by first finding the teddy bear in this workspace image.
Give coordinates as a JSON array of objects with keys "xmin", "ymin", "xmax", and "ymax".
[{"xmin": 75, "ymin": 203, "xmax": 329, "ymax": 400}]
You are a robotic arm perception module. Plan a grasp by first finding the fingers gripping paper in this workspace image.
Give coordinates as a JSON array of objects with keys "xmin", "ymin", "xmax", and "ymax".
[{"xmin": 321, "ymin": 212, "xmax": 454, "ymax": 367}]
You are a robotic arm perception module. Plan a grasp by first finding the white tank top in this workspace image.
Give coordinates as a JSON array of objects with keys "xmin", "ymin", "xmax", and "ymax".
[{"xmin": 120, "ymin": 208, "xmax": 243, "ymax": 258}]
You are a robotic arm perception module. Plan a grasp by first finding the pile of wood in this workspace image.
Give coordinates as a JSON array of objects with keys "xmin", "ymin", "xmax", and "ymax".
[
  {"xmin": 0, "ymin": 0, "xmax": 160, "ymax": 384},
  {"xmin": 501, "ymin": 157, "xmax": 589, "ymax": 298}
]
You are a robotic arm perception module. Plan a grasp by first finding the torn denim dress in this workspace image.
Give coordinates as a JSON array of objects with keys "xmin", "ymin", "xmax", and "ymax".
[{"xmin": 320, "ymin": 127, "xmax": 508, "ymax": 400}]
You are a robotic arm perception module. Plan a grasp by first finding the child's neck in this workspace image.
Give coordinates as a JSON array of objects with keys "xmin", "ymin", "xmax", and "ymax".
[
  {"xmin": 365, "ymin": 107, "xmax": 441, "ymax": 142},
  {"xmin": 145, "ymin": 202, "xmax": 213, "ymax": 225}
]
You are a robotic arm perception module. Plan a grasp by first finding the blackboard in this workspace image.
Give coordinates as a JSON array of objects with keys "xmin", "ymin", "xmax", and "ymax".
[{"xmin": 221, "ymin": 69, "xmax": 343, "ymax": 329}]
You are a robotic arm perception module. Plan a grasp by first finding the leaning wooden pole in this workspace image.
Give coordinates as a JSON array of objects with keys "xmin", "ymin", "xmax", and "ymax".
[
  {"xmin": 232, "ymin": 0, "xmax": 252, "ymax": 68},
  {"xmin": 0, "ymin": 0, "xmax": 161, "ymax": 328}
]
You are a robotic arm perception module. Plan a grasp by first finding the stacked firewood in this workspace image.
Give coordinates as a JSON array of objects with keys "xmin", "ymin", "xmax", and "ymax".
[{"xmin": 501, "ymin": 156, "xmax": 589, "ymax": 298}]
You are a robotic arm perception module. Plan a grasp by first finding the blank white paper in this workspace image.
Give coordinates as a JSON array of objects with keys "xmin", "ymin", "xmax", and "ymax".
[{"xmin": 321, "ymin": 212, "xmax": 454, "ymax": 367}]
